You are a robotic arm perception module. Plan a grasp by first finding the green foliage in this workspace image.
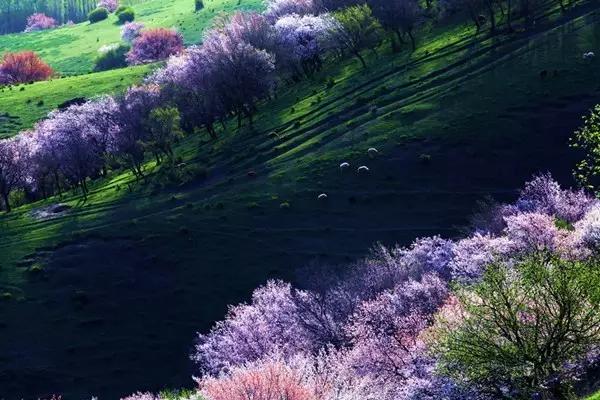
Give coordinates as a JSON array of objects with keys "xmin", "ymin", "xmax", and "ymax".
[
  {"xmin": 147, "ymin": 107, "xmax": 184, "ymax": 162},
  {"xmin": 571, "ymin": 104, "xmax": 600, "ymax": 194},
  {"xmin": 93, "ymin": 44, "xmax": 130, "ymax": 71},
  {"xmin": 115, "ymin": 5, "xmax": 129, "ymax": 14},
  {"xmin": 432, "ymin": 254, "xmax": 600, "ymax": 399},
  {"xmin": 116, "ymin": 7, "xmax": 135, "ymax": 24},
  {"xmin": 195, "ymin": 0, "xmax": 205, "ymax": 11},
  {"xmin": 89, "ymin": 7, "xmax": 109, "ymax": 23},
  {"xmin": 0, "ymin": 65, "xmax": 150, "ymax": 139},
  {"xmin": 333, "ymin": 4, "xmax": 383, "ymax": 68}
]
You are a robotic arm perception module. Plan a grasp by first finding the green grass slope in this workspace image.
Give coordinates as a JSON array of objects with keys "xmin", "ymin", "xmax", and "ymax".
[
  {"xmin": 1, "ymin": 1, "xmax": 599, "ymax": 398},
  {"xmin": 0, "ymin": 0, "xmax": 263, "ymax": 75},
  {"xmin": 0, "ymin": 64, "xmax": 151, "ymax": 138}
]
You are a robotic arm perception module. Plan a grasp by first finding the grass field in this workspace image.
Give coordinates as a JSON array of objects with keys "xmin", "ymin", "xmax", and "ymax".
[
  {"xmin": 0, "ymin": 64, "xmax": 152, "ymax": 138},
  {"xmin": 0, "ymin": 1, "xmax": 599, "ymax": 398},
  {"xmin": 0, "ymin": 0, "xmax": 264, "ymax": 75}
]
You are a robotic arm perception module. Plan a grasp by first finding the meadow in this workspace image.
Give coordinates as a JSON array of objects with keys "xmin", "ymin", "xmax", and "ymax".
[
  {"xmin": 0, "ymin": 0, "xmax": 263, "ymax": 75},
  {"xmin": 1, "ymin": 0, "xmax": 600, "ymax": 397},
  {"xmin": 0, "ymin": 64, "xmax": 151, "ymax": 138}
]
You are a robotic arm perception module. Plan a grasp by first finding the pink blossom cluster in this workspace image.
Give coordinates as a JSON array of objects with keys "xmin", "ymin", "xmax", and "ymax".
[
  {"xmin": 24, "ymin": 13, "xmax": 57, "ymax": 32},
  {"xmin": 127, "ymin": 28, "xmax": 184, "ymax": 65},
  {"xmin": 98, "ymin": 0, "xmax": 119, "ymax": 13}
]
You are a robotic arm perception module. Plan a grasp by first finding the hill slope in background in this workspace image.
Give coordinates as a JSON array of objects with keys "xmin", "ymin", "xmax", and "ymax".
[
  {"xmin": 0, "ymin": 65, "xmax": 151, "ymax": 139},
  {"xmin": 0, "ymin": 1, "xmax": 600, "ymax": 398},
  {"xmin": 0, "ymin": 0, "xmax": 263, "ymax": 75}
]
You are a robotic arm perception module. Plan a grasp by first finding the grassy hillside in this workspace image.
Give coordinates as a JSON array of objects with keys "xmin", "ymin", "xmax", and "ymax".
[
  {"xmin": 0, "ymin": 0, "xmax": 264, "ymax": 75},
  {"xmin": 1, "ymin": 1, "xmax": 599, "ymax": 398},
  {"xmin": 0, "ymin": 64, "xmax": 152, "ymax": 139}
]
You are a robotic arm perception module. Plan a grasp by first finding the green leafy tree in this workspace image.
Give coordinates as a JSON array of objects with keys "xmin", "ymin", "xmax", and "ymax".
[
  {"xmin": 431, "ymin": 254, "xmax": 600, "ymax": 399},
  {"xmin": 332, "ymin": 4, "xmax": 383, "ymax": 68},
  {"xmin": 146, "ymin": 107, "xmax": 183, "ymax": 164},
  {"xmin": 571, "ymin": 104, "xmax": 600, "ymax": 194}
]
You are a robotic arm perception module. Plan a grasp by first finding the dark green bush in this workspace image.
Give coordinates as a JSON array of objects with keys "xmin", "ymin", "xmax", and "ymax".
[
  {"xmin": 195, "ymin": 0, "xmax": 204, "ymax": 11},
  {"xmin": 93, "ymin": 44, "xmax": 129, "ymax": 71},
  {"xmin": 116, "ymin": 7, "xmax": 135, "ymax": 24},
  {"xmin": 88, "ymin": 7, "xmax": 109, "ymax": 23}
]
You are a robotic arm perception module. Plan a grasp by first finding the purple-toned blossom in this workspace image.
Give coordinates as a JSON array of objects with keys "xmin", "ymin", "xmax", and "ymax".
[
  {"xmin": 121, "ymin": 22, "xmax": 145, "ymax": 42},
  {"xmin": 24, "ymin": 13, "xmax": 57, "ymax": 32},
  {"xmin": 265, "ymin": 0, "xmax": 320, "ymax": 21},
  {"xmin": 344, "ymin": 274, "xmax": 448, "ymax": 384},
  {"xmin": 508, "ymin": 173, "xmax": 596, "ymax": 223},
  {"xmin": 127, "ymin": 28, "xmax": 184, "ymax": 65},
  {"xmin": 399, "ymin": 236, "xmax": 454, "ymax": 279},
  {"xmin": 504, "ymin": 212, "xmax": 566, "ymax": 253},
  {"xmin": 193, "ymin": 281, "xmax": 316, "ymax": 375},
  {"xmin": 575, "ymin": 205, "xmax": 600, "ymax": 250},
  {"xmin": 273, "ymin": 14, "xmax": 338, "ymax": 76},
  {"xmin": 120, "ymin": 393, "xmax": 159, "ymax": 400},
  {"xmin": 0, "ymin": 136, "xmax": 31, "ymax": 211},
  {"xmin": 449, "ymin": 233, "xmax": 513, "ymax": 283}
]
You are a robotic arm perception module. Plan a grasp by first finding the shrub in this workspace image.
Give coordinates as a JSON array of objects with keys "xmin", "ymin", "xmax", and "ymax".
[
  {"xmin": 127, "ymin": 28, "xmax": 184, "ymax": 65},
  {"xmin": 88, "ymin": 7, "xmax": 109, "ymax": 23},
  {"xmin": 121, "ymin": 21, "xmax": 144, "ymax": 42},
  {"xmin": 0, "ymin": 51, "xmax": 53, "ymax": 85},
  {"xmin": 117, "ymin": 7, "xmax": 135, "ymax": 24},
  {"xmin": 24, "ymin": 13, "xmax": 57, "ymax": 32},
  {"xmin": 195, "ymin": 0, "xmax": 204, "ymax": 11},
  {"xmin": 94, "ymin": 44, "xmax": 130, "ymax": 71},
  {"xmin": 115, "ymin": 5, "xmax": 128, "ymax": 14}
]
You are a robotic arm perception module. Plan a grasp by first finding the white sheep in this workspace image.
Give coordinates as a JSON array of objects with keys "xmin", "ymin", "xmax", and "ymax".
[
  {"xmin": 583, "ymin": 51, "xmax": 595, "ymax": 60},
  {"xmin": 318, "ymin": 193, "xmax": 328, "ymax": 200},
  {"xmin": 367, "ymin": 147, "xmax": 379, "ymax": 158},
  {"xmin": 340, "ymin": 162, "xmax": 350, "ymax": 171},
  {"xmin": 357, "ymin": 166, "xmax": 370, "ymax": 174}
]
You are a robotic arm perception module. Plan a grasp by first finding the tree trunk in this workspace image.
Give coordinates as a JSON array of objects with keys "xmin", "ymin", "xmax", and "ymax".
[
  {"xmin": 408, "ymin": 30, "xmax": 416, "ymax": 51},
  {"xmin": 1, "ymin": 190, "xmax": 10, "ymax": 212},
  {"xmin": 354, "ymin": 50, "xmax": 367, "ymax": 69},
  {"xmin": 488, "ymin": 4, "xmax": 496, "ymax": 33}
]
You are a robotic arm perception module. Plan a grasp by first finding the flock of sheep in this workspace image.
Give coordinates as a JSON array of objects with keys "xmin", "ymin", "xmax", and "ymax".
[{"xmin": 317, "ymin": 147, "xmax": 379, "ymax": 201}]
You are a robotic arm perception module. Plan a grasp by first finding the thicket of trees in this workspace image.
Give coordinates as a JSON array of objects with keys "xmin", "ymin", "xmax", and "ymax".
[
  {"xmin": 110, "ymin": 175, "xmax": 600, "ymax": 400},
  {"xmin": 0, "ymin": 0, "xmax": 97, "ymax": 33}
]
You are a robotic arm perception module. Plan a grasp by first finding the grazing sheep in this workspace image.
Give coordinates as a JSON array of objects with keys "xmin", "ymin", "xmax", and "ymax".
[
  {"xmin": 367, "ymin": 148, "xmax": 379, "ymax": 158},
  {"xmin": 583, "ymin": 52, "xmax": 595, "ymax": 61},
  {"xmin": 357, "ymin": 166, "xmax": 370, "ymax": 174},
  {"xmin": 318, "ymin": 193, "xmax": 328, "ymax": 200},
  {"xmin": 340, "ymin": 162, "xmax": 350, "ymax": 171}
]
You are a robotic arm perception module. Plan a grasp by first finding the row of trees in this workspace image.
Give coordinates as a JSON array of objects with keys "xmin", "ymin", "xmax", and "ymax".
[
  {"xmin": 0, "ymin": 0, "xmax": 586, "ymax": 212},
  {"xmin": 0, "ymin": 0, "xmax": 97, "ymax": 33},
  {"xmin": 170, "ymin": 175, "xmax": 600, "ymax": 400},
  {"xmin": 0, "ymin": 0, "xmax": 385, "ymax": 211}
]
